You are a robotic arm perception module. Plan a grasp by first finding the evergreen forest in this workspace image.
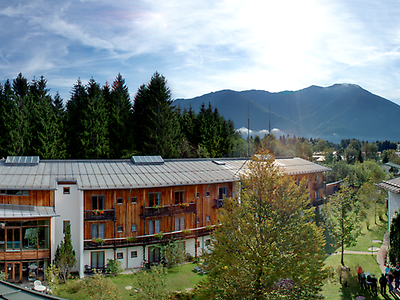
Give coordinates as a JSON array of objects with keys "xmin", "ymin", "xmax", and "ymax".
[
  {"xmin": 1, "ymin": 71, "xmax": 398, "ymax": 162},
  {"xmin": 0, "ymin": 72, "xmax": 239, "ymax": 159}
]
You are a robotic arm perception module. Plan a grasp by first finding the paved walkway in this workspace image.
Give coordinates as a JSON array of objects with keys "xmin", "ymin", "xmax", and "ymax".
[{"xmin": 332, "ymin": 250, "xmax": 379, "ymax": 255}]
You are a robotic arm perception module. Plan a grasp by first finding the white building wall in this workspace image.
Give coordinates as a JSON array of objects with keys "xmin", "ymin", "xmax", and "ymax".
[
  {"xmin": 54, "ymin": 184, "xmax": 84, "ymax": 277},
  {"xmin": 388, "ymin": 192, "xmax": 400, "ymax": 229}
]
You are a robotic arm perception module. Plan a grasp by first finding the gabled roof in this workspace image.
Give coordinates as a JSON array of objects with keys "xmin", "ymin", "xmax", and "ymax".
[
  {"xmin": 376, "ymin": 177, "xmax": 400, "ymax": 194},
  {"xmin": 0, "ymin": 157, "xmax": 330, "ymax": 191}
]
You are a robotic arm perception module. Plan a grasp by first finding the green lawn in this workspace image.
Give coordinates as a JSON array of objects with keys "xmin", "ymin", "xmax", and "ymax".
[
  {"xmin": 321, "ymin": 212, "xmax": 389, "ymax": 300},
  {"xmin": 55, "ymin": 263, "xmax": 205, "ymax": 300},
  {"xmin": 55, "ymin": 212, "xmax": 390, "ymax": 300}
]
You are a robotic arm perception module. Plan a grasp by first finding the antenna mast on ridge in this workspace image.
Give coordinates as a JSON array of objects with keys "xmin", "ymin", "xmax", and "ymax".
[
  {"xmin": 247, "ymin": 99, "xmax": 250, "ymax": 157},
  {"xmin": 268, "ymin": 103, "xmax": 271, "ymax": 151}
]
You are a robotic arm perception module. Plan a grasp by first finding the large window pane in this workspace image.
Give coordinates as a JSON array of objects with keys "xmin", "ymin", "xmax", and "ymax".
[
  {"xmin": 23, "ymin": 227, "xmax": 37, "ymax": 250},
  {"xmin": 0, "ymin": 227, "xmax": 4, "ymax": 251},
  {"xmin": 38, "ymin": 227, "xmax": 49, "ymax": 249}
]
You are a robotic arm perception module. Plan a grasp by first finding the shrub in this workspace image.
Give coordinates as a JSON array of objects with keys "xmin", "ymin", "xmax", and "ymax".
[{"xmin": 106, "ymin": 259, "xmax": 122, "ymax": 276}]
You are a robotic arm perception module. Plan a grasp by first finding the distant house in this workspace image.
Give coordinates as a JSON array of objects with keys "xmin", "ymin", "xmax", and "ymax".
[
  {"xmin": 376, "ymin": 178, "xmax": 400, "ymax": 228},
  {"xmin": 0, "ymin": 155, "xmax": 330, "ymax": 283}
]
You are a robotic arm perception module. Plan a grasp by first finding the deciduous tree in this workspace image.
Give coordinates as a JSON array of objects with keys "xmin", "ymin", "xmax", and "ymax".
[
  {"xmin": 196, "ymin": 151, "xmax": 326, "ymax": 299},
  {"xmin": 322, "ymin": 184, "xmax": 361, "ymax": 266}
]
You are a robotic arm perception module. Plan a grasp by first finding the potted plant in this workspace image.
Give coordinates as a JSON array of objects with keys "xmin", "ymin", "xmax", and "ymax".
[
  {"xmin": 93, "ymin": 209, "xmax": 104, "ymax": 216},
  {"xmin": 92, "ymin": 237, "xmax": 104, "ymax": 244},
  {"xmin": 154, "ymin": 232, "xmax": 164, "ymax": 239},
  {"xmin": 152, "ymin": 205, "xmax": 164, "ymax": 209},
  {"xmin": 179, "ymin": 203, "xmax": 189, "ymax": 208},
  {"xmin": 182, "ymin": 229, "xmax": 190, "ymax": 235},
  {"xmin": 126, "ymin": 236, "xmax": 136, "ymax": 243},
  {"xmin": 205, "ymin": 225, "xmax": 213, "ymax": 231}
]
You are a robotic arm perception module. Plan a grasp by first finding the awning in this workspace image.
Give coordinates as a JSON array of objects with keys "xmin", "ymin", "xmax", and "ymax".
[{"xmin": 0, "ymin": 204, "xmax": 59, "ymax": 218}]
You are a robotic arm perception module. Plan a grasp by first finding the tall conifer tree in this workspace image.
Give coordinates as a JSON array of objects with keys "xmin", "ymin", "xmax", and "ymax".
[{"xmin": 132, "ymin": 72, "xmax": 180, "ymax": 158}]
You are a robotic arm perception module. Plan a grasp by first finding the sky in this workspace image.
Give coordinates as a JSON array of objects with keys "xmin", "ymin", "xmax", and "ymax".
[{"xmin": 1, "ymin": 0, "xmax": 400, "ymax": 105}]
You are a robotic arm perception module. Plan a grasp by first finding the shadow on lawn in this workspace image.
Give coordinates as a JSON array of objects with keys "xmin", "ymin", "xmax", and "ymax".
[{"xmin": 339, "ymin": 275, "xmax": 400, "ymax": 300}]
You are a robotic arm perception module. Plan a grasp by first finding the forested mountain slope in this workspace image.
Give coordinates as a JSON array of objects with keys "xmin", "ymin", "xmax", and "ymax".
[{"xmin": 174, "ymin": 84, "xmax": 400, "ymax": 142}]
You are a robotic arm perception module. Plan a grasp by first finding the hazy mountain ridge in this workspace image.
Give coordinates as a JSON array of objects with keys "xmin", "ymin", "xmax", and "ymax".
[{"xmin": 174, "ymin": 84, "xmax": 400, "ymax": 143}]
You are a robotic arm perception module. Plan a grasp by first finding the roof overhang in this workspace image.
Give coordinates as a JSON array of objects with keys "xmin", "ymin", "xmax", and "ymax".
[{"xmin": 0, "ymin": 204, "xmax": 59, "ymax": 219}]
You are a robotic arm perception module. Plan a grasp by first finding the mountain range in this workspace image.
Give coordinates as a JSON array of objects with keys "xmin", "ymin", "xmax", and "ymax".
[{"xmin": 174, "ymin": 84, "xmax": 400, "ymax": 143}]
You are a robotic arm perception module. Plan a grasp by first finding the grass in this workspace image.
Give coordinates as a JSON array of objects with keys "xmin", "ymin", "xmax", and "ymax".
[
  {"xmin": 54, "ymin": 210, "xmax": 391, "ymax": 300},
  {"xmin": 55, "ymin": 262, "xmax": 205, "ymax": 300},
  {"xmin": 321, "ymin": 211, "xmax": 389, "ymax": 300}
]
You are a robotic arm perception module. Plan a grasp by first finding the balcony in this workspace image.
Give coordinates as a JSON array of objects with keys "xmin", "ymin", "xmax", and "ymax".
[
  {"xmin": 140, "ymin": 202, "xmax": 196, "ymax": 219},
  {"xmin": 83, "ymin": 226, "xmax": 214, "ymax": 250},
  {"xmin": 140, "ymin": 206, "xmax": 171, "ymax": 219},
  {"xmin": 84, "ymin": 209, "xmax": 115, "ymax": 221},
  {"xmin": 212, "ymin": 199, "xmax": 223, "ymax": 209},
  {"xmin": 171, "ymin": 203, "xmax": 196, "ymax": 215}
]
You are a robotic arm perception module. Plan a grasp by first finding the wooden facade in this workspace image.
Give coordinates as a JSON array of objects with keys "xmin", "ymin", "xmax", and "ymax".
[{"xmin": 83, "ymin": 182, "xmax": 233, "ymax": 245}]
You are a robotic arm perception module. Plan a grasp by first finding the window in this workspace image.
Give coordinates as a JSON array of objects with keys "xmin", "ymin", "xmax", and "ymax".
[
  {"xmin": 131, "ymin": 251, "xmax": 137, "ymax": 258},
  {"xmin": 117, "ymin": 226, "xmax": 123, "ymax": 233},
  {"xmin": 196, "ymin": 217, "xmax": 200, "ymax": 224},
  {"xmin": 117, "ymin": 252, "xmax": 123, "ymax": 259},
  {"xmin": 196, "ymin": 192, "xmax": 200, "ymax": 198},
  {"xmin": 206, "ymin": 191, "xmax": 210, "ymax": 197},
  {"xmin": 131, "ymin": 197, "xmax": 138, "ymax": 204},
  {"xmin": 206, "ymin": 215, "xmax": 211, "ymax": 222},
  {"xmin": 148, "ymin": 219, "xmax": 160, "ymax": 235},
  {"xmin": 91, "ymin": 251, "xmax": 104, "ymax": 269},
  {"xmin": 315, "ymin": 191, "xmax": 320, "ymax": 200},
  {"xmin": 91, "ymin": 195, "xmax": 105, "ymax": 210},
  {"xmin": 91, "ymin": 224, "xmax": 105, "ymax": 239},
  {"xmin": 195, "ymin": 241, "xmax": 200, "ymax": 247},
  {"xmin": 63, "ymin": 220, "xmax": 70, "ymax": 233},
  {"xmin": 63, "ymin": 187, "xmax": 70, "ymax": 194},
  {"xmin": 0, "ymin": 190, "xmax": 29, "ymax": 196},
  {"xmin": 205, "ymin": 239, "xmax": 211, "ymax": 246},
  {"xmin": 174, "ymin": 191, "xmax": 185, "ymax": 204},
  {"xmin": 148, "ymin": 246, "xmax": 160, "ymax": 263},
  {"xmin": 174, "ymin": 217, "xmax": 185, "ymax": 231},
  {"xmin": 218, "ymin": 187, "xmax": 228, "ymax": 199},
  {"xmin": 149, "ymin": 193, "xmax": 160, "ymax": 207},
  {"xmin": 117, "ymin": 198, "xmax": 123, "ymax": 205},
  {"xmin": 131, "ymin": 224, "xmax": 138, "ymax": 232}
]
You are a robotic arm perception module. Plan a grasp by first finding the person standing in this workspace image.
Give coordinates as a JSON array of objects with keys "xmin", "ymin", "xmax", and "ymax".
[
  {"xmin": 379, "ymin": 273, "xmax": 387, "ymax": 294},
  {"xmin": 394, "ymin": 262, "xmax": 400, "ymax": 289},
  {"xmin": 371, "ymin": 275, "xmax": 378, "ymax": 296},
  {"xmin": 358, "ymin": 266, "xmax": 363, "ymax": 284},
  {"xmin": 388, "ymin": 272, "xmax": 394, "ymax": 292},
  {"xmin": 385, "ymin": 264, "xmax": 391, "ymax": 276}
]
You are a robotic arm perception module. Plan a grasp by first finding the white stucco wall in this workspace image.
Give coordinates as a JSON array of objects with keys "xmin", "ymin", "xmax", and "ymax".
[
  {"xmin": 388, "ymin": 191, "xmax": 400, "ymax": 229},
  {"xmin": 53, "ymin": 184, "xmax": 84, "ymax": 277}
]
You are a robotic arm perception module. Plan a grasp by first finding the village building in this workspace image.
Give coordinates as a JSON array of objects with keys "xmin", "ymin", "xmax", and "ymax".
[
  {"xmin": 0, "ymin": 155, "xmax": 330, "ymax": 283},
  {"xmin": 376, "ymin": 177, "xmax": 400, "ymax": 228}
]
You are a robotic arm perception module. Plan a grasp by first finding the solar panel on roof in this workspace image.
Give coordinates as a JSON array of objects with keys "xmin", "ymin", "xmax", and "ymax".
[
  {"xmin": 5, "ymin": 156, "xmax": 39, "ymax": 165},
  {"xmin": 132, "ymin": 156, "xmax": 164, "ymax": 165}
]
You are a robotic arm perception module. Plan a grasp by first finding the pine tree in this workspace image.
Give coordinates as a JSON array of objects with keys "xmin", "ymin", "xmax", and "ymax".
[
  {"xmin": 66, "ymin": 79, "xmax": 87, "ymax": 158},
  {"xmin": 108, "ymin": 74, "xmax": 132, "ymax": 158},
  {"xmin": 53, "ymin": 223, "xmax": 76, "ymax": 283},
  {"xmin": 132, "ymin": 72, "xmax": 180, "ymax": 158},
  {"xmin": 80, "ymin": 78, "xmax": 109, "ymax": 158}
]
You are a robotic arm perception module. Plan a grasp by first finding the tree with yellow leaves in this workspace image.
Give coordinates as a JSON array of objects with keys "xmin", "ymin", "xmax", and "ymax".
[{"xmin": 195, "ymin": 151, "xmax": 326, "ymax": 299}]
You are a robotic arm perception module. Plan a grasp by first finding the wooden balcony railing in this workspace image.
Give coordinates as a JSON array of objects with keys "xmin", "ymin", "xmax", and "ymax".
[
  {"xmin": 83, "ymin": 226, "xmax": 215, "ymax": 250},
  {"xmin": 140, "ymin": 202, "xmax": 196, "ymax": 219},
  {"xmin": 171, "ymin": 203, "xmax": 196, "ymax": 215},
  {"xmin": 84, "ymin": 209, "xmax": 115, "ymax": 221}
]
